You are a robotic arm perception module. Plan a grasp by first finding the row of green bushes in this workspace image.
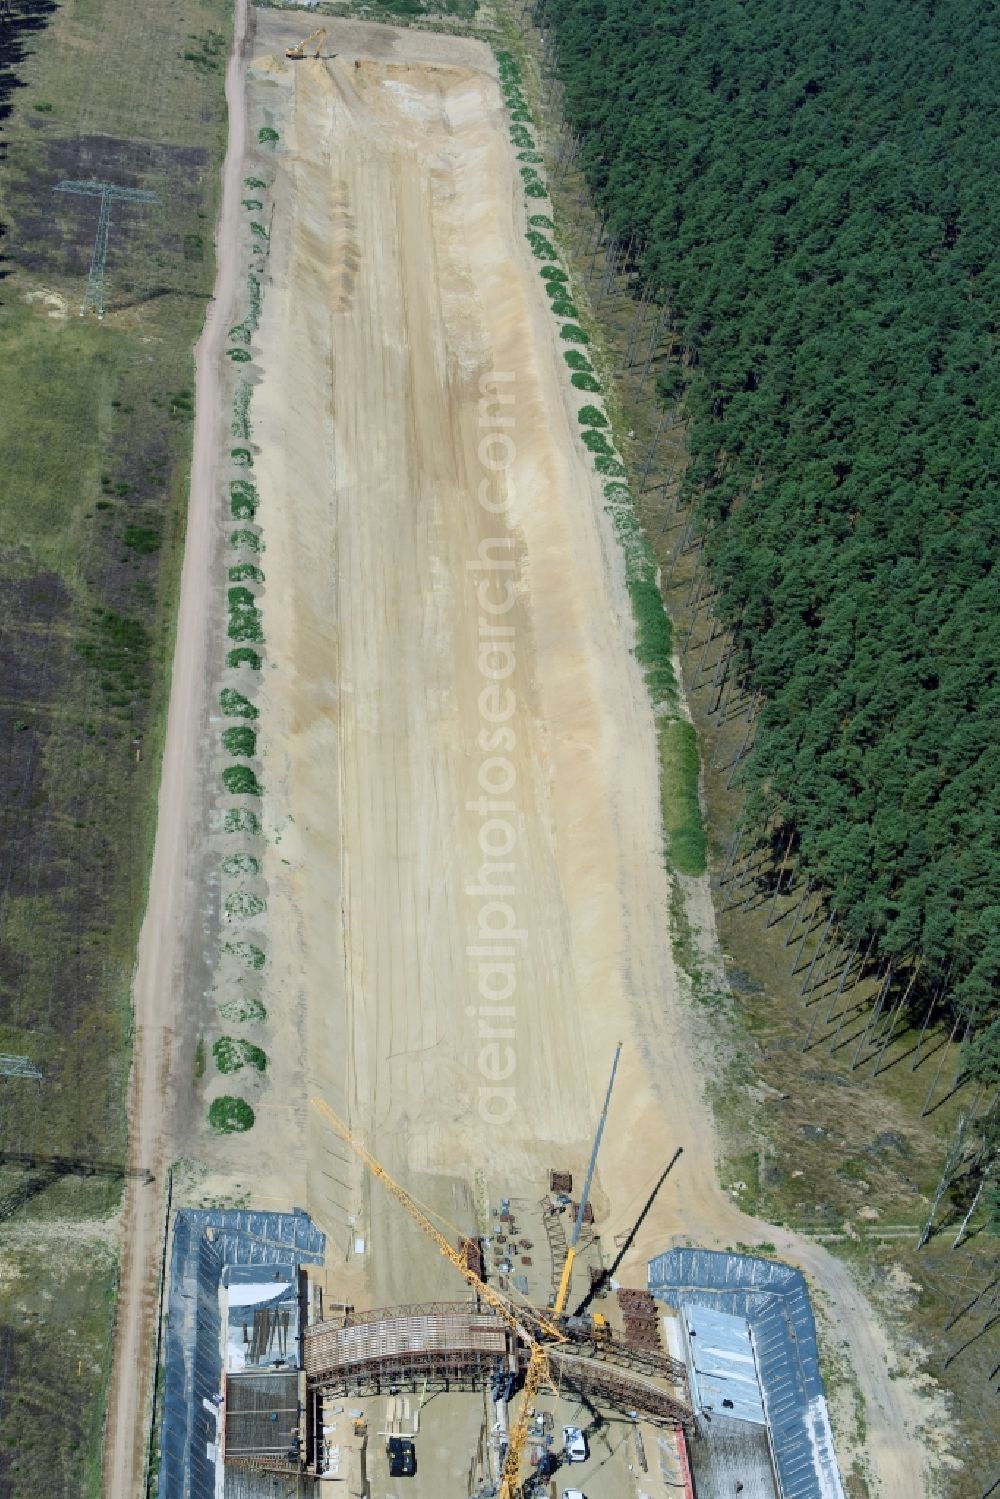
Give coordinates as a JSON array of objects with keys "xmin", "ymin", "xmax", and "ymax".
[
  {"xmin": 209, "ymin": 168, "xmax": 279, "ymax": 1133},
  {"xmin": 498, "ymin": 48, "xmax": 705, "ymax": 876}
]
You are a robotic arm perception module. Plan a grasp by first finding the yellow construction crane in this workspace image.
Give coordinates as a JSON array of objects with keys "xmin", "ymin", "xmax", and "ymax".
[
  {"xmin": 285, "ymin": 27, "xmax": 326, "ymax": 59},
  {"xmin": 311, "ymin": 1049, "xmax": 620, "ymax": 1499}
]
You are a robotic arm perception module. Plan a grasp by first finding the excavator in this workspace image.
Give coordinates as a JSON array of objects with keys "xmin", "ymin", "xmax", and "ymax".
[
  {"xmin": 285, "ymin": 27, "xmax": 327, "ymax": 60},
  {"xmin": 310, "ymin": 1042, "xmax": 682, "ymax": 1498}
]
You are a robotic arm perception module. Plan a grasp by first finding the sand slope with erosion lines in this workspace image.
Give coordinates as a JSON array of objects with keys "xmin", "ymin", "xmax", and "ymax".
[{"xmin": 236, "ymin": 15, "xmax": 938, "ymax": 1495}]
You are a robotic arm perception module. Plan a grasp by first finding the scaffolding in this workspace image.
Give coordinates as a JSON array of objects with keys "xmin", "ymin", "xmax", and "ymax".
[
  {"xmin": 551, "ymin": 1347, "xmax": 694, "ymax": 1428},
  {"xmin": 304, "ymin": 1303, "xmax": 511, "ymax": 1396}
]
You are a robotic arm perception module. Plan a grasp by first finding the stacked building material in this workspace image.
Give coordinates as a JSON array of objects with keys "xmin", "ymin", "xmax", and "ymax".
[
  {"xmin": 458, "ymin": 1236, "xmax": 484, "ymax": 1280},
  {"xmin": 617, "ymin": 1288, "xmax": 664, "ymax": 1352}
]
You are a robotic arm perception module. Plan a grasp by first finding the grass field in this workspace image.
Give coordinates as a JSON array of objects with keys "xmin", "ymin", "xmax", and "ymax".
[{"xmin": 0, "ymin": 0, "xmax": 230, "ymax": 1489}]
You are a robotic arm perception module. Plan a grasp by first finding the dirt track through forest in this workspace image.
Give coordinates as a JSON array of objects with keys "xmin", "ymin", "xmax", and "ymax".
[{"xmin": 103, "ymin": 12, "xmax": 938, "ymax": 1497}]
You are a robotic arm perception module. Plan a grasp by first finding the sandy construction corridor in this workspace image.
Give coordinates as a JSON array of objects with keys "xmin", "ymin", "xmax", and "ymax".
[{"xmin": 248, "ymin": 20, "xmax": 684, "ymax": 1299}]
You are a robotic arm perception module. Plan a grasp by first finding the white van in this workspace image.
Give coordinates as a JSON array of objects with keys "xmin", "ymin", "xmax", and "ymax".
[{"xmin": 562, "ymin": 1426, "xmax": 588, "ymax": 1463}]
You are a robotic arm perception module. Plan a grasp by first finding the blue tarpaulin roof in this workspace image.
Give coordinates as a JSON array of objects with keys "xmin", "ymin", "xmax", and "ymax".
[
  {"xmin": 159, "ymin": 1208, "xmax": 324, "ymax": 1499},
  {"xmin": 682, "ymin": 1303, "xmax": 766, "ymax": 1424},
  {"xmin": 649, "ymin": 1248, "xmax": 845, "ymax": 1499}
]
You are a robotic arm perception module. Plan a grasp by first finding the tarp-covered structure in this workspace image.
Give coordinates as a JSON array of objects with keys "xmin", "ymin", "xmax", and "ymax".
[
  {"xmin": 159, "ymin": 1208, "xmax": 324, "ymax": 1499},
  {"xmin": 649, "ymin": 1247, "xmax": 845, "ymax": 1499}
]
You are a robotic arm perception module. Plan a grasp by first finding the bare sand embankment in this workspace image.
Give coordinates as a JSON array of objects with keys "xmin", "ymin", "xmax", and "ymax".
[{"xmin": 247, "ymin": 13, "xmax": 687, "ymax": 1288}]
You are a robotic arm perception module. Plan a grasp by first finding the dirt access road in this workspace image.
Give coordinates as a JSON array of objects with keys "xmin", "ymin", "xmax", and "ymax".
[
  {"xmin": 100, "ymin": 3, "xmax": 251, "ymax": 1496},
  {"xmin": 103, "ymin": 10, "xmax": 937, "ymax": 1497}
]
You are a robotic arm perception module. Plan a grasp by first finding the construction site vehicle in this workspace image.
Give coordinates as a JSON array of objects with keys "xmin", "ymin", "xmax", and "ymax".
[
  {"xmin": 563, "ymin": 1311, "xmax": 612, "ymax": 1344},
  {"xmin": 387, "ymin": 1437, "xmax": 415, "ymax": 1478},
  {"xmin": 562, "ymin": 1426, "xmax": 588, "ymax": 1463},
  {"xmin": 285, "ymin": 28, "xmax": 326, "ymax": 59}
]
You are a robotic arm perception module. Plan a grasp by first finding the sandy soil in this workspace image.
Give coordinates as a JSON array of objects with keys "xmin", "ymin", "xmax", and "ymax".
[
  {"xmin": 103, "ymin": 12, "xmax": 938, "ymax": 1498},
  {"xmin": 100, "ymin": 3, "xmax": 251, "ymax": 1495}
]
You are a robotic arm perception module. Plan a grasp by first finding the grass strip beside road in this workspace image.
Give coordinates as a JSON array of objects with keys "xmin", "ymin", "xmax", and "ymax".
[{"xmin": 0, "ymin": 0, "xmax": 230, "ymax": 1492}]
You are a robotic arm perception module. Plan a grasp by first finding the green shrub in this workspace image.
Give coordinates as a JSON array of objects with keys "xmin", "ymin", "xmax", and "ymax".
[
  {"xmin": 228, "ymin": 596, "xmax": 263, "ymax": 644},
  {"xmin": 525, "ymin": 180, "xmax": 548, "ymax": 198},
  {"xmin": 604, "ymin": 481, "xmax": 633, "ymax": 504},
  {"xmin": 510, "ymin": 126, "xmax": 535, "ymax": 149},
  {"xmin": 222, "ymin": 725, "xmax": 257, "ymax": 756},
  {"xmin": 228, "ymin": 323, "xmax": 251, "ymax": 345},
  {"xmin": 230, "ymin": 479, "xmax": 259, "ymax": 520},
  {"xmin": 220, "ymin": 688, "xmax": 258, "ymax": 719},
  {"xmin": 560, "ymin": 324, "xmax": 589, "ymax": 344},
  {"xmin": 229, "ymin": 527, "xmax": 263, "ymax": 552},
  {"xmin": 227, "ymin": 348, "xmax": 251, "ymax": 363},
  {"xmin": 214, "ymin": 1036, "xmax": 267, "ymax": 1074},
  {"xmin": 527, "ymin": 231, "xmax": 557, "ymax": 260},
  {"xmin": 227, "ymin": 647, "xmax": 262, "ymax": 670},
  {"xmin": 517, "ymin": 151, "xmax": 543, "ymax": 163},
  {"xmin": 224, "ymin": 890, "xmax": 265, "ymax": 921},
  {"xmin": 224, "ymin": 809, "xmax": 261, "ymax": 835},
  {"xmin": 123, "ymin": 525, "xmax": 162, "ymax": 554},
  {"xmin": 218, "ymin": 993, "xmax": 268, "ymax": 1023},
  {"xmin": 232, "ymin": 381, "xmax": 253, "ymax": 441},
  {"xmin": 581, "ymin": 428, "xmax": 613, "ymax": 455},
  {"xmin": 577, "ymin": 404, "xmax": 608, "ymax": 428},
  {"xmin": 571, "ymin": 372, "xmax": 602, "ymax": 392},
  {"xmin": 242, "ymin": 197, "xmax": 263, "ymax": 211},
  {"xmin": 563, "ymin": 348, "xmax": 591, "ymax": 370},
  {"xmin": 223, "ymin": 939, "xmax": 265, "ymax": 968},
  {"xmin": 223, "ymin": 765, "xmax": 262, "ymax": 796},
  {"xmin": 551, "ymin": 298, "xmax": 579, "ymax": 318},
  {"xmin": 230, "ymin": 447, "xmax": 253, "ymax": 467},
  {"xmin": 77, "ymin": 610, "xmax": 150, "ymax": 704},
  {"xmin": 208, "ymin": 1095, "xmax": 256, "ymax": 1132},
  {"xmin": 529, "ymin": 213, "xmax": 555, "ymax": 230},
  {"xmin": 541, "ymin": 265, "xmax": 568, "ymax": 283},
  {"xmin": 228, "ymin": 611, "xmax": 263, "ymax": 645},
  {"xmin": 258, "ymin": 126, "xmax": 279, "ymax": 144},
  {"xmin": 228, "ymin": 562, "xmax": 264, "ymax": 584},
  {"xmin": 595, "ymin": 455, "xmax": 627, "ymax": 477},
  {"xmin": 244, "ymin": 176, "xmax": 266, "ymax": 189},
  {"xmin": 250, "ymin": 221, "xmax": 268, "ymax": 244},
  {"xmin": 222, "ymin": 853, "xmax": 260, "ymax": 878},
  {"xmin": 229, "ymin": 585, "xmax": 255, "ymax": 609}
]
